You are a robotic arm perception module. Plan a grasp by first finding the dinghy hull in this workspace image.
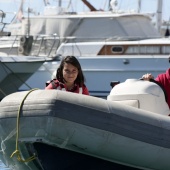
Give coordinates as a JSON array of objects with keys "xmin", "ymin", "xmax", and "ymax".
[{"xmin": 0, "ymin": 88, "xmax": 170, "ymax": 170}]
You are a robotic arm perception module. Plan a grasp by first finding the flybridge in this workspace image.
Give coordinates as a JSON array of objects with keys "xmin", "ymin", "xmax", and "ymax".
[{"xmin": 22, "ymin": 13, "xmax": 160, "ymax": 41}]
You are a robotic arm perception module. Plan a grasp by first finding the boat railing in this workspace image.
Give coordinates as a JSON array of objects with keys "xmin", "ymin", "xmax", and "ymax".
[
  {"xmin": 0, "ymin": 34, "xmax": 61, "ymax": 58},
  {"xmin": 62, "ymin": 35, "xmax": 163, "ymax": 42}
]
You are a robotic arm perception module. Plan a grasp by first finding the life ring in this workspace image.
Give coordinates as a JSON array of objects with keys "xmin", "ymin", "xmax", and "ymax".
[
  {"xmin": 18, "ymin": 46, "xmax": 24, "ymax": 54},
  {"xmin": 20, "ymin": 36, "xmax": 26, "ymax": 45}
]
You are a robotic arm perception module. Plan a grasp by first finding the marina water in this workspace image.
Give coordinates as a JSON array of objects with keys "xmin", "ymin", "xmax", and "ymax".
[{"xmin": 0, "ymin": 157, "xmax": 141, "ymax": 170}]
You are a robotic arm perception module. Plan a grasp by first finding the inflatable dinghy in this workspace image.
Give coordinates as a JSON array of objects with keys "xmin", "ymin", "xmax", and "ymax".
[{"xmin": 0, "ymin": 79, "xmax": 170, "ymax": 170}]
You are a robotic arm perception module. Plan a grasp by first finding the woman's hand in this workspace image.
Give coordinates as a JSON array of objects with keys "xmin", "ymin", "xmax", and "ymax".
[{"xmin": 142, "ymin": 73, "xmax": 154, "ymax": 80}]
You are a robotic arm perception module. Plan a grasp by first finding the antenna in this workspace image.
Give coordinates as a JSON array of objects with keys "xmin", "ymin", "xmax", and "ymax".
[{"xmin": 156, "ymin": 0, "xmax": 162, "ymax": 33}]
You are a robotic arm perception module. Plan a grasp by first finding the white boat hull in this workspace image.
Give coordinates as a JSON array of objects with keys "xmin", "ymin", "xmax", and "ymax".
[
  {"xmin": 0, "ymin": 56, "xmax": 51, "ymax": 99},
  {"xmin": 19, "ymin": 55, "xmax": 169, "ymax": 97}
]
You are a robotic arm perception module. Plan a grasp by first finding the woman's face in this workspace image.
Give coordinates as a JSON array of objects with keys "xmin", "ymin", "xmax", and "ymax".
[{"xmin": 63, "ymin": 63, "xmax": 78, "ymax": 84}]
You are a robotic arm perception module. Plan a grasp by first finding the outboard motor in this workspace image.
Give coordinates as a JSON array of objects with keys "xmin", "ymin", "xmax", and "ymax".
[{"xmin": 107, "ymin": 79, "xmax": 169, "ymax": 116}]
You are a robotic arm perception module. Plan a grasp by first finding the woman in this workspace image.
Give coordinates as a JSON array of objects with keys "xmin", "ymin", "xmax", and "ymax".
[{"xmin": 45, "ymin": 56, "xmax": 89, "ymax": 95}]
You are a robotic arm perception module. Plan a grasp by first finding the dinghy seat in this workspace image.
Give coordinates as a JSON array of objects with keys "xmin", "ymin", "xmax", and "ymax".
[{"xmin": 107, "ymin": 79, "xmax": 170, "ymax": 116}]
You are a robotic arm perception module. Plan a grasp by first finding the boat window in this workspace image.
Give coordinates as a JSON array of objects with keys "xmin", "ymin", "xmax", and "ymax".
[
  {"xmin": 117, "ymin": 45, "xmax": 170, "ymax": 54},
  {"xmin": 126, "ymin": 45, "xmax": 160, "ymax": 54},
  {"xmin": 111, "ymin": 46, "xmax": 124, "ymax": 53},
  {"xmin": 126, "ymin": 46, "xmax": 139, "ymax": 54},
  {"xmin": 162, "ymin": 46, "xmax": 170, "ymax": 54},
  {"xmin": 140, "ymin": 46, "xmax": 160, "ymax": 54}
]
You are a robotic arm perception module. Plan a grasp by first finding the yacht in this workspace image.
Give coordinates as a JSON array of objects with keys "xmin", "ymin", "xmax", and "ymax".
[{"xmin": 1, "ymin": 0, "xmax": 169, "ymax": 97}]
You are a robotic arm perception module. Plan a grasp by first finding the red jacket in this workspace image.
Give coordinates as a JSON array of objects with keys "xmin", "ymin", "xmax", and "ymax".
[
  {"xmin": 155, "ymin": 68, "xmax": 170, "ymax": 108},
  {"xmin": 45, "ymin": 79, "xmax": 89, "ymax": 95}
]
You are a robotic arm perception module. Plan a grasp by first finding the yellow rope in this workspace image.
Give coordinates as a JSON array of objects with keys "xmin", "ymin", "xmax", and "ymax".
[{"xmin": 10, "ymin": 88, "xmax": 39, "ymax": 162}]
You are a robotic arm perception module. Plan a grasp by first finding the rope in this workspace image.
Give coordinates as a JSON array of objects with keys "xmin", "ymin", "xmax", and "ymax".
[{"xmin": 10, "ymin": 88, "xmax": 39, "ymax": 162}]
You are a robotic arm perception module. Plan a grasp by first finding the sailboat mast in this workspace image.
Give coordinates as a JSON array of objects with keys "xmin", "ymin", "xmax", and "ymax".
[
  {"xmin": 137, "ymin": 0, "xmax": 141, "ymax": 13},
  {"xmin": 156, "ymin": 0, "xmax": 162, "ymax": 33},
  {"xmin": 58, "ymin": 0, "xmax": 62, "ymax": 7}
]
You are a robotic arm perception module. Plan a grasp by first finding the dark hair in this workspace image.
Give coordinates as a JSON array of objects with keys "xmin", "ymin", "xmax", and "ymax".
[{"xmin": 56, "ymin": 56, "xmax": 85, "ymax": 86}]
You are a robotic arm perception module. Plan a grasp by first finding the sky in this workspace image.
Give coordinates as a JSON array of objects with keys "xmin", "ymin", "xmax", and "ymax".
[{"xmin": 0, "ymin": 0, "xmax": 170, "ymax": 24}]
